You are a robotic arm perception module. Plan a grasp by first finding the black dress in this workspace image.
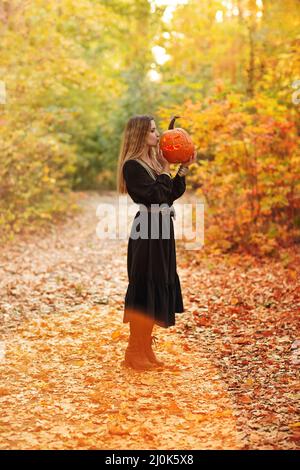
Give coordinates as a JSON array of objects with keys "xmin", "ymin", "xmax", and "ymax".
[{"xmin": 123, "ymin": 159, "xmax": 186, "ymax": 328}]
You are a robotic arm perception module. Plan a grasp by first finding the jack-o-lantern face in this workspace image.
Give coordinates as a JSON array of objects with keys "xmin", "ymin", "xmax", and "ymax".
[{"xmin": 159, "ymin": 116, "xmax": 194, "ymax": 163}]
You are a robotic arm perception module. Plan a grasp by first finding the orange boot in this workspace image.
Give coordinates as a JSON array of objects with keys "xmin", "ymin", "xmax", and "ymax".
[
  {"xmin": 123, "ymin": 317, "xmax": 155, "ymax": 371},
  {"xmin": 143, "ymin": 321, "xmax": 164, "ymax": 367}
]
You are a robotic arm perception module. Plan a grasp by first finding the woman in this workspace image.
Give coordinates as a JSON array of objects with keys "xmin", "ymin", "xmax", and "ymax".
[{"xmin": 117, "ymin": 114, "xmax": 196, "ymax": 371}]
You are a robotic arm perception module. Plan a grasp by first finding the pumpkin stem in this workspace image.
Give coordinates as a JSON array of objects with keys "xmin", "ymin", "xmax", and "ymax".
[{"xmin": 168, "ymin": 115, "xmax": 181, "ymax": 130}]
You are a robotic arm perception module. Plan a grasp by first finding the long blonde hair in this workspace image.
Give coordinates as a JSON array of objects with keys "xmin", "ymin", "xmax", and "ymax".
[{"xmin": 117, "ymin": 114, "xmax": 164, "ymax": 194}]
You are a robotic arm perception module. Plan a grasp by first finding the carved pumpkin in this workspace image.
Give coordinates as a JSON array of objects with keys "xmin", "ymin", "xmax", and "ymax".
[{"xmin": 159, "ymin": 115, "xmax": 195, "ymax": 163}]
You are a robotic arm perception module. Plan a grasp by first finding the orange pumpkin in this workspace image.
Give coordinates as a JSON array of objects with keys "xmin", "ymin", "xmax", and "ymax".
[{"xmin": 159, "ymin": 115, "xmax": 195, "ymax": 163}]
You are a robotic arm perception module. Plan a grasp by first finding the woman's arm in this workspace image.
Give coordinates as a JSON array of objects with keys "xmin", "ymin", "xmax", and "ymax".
[
  {"xmin": 169, "ymin": 168, "xmax": 187, "ymax": 204},
  {"xmin": 169, "ymin": 150, "xmax": 196, "ymax": 204},
  {"xmin": 123, "ymin": 160, "xmax": 173, "ymax": 206}
]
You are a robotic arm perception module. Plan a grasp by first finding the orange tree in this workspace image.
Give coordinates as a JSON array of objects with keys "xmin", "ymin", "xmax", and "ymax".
[{"xmin": 158, "ymin": 92, "xmax": 300, "ymax": 256}]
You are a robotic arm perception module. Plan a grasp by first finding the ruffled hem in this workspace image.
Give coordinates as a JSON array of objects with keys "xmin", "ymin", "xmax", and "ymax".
[{"xmin": 123, "ymin": 272, "xmax": 184, "ymax": 328}]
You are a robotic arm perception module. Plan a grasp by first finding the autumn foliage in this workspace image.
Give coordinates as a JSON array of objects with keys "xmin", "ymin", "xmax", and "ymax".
[
  {"xmin": 159, "ymin": 92, "xmax": 300, "ymax": 255},
  {"xmin": 0, "ymin": 0, "xmax": 299, "ymax": 255}
]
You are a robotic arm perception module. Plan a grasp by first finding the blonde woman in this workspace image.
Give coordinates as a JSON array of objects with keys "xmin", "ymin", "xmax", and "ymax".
[{"xmin": 117, "ymin": 114, "xmax": 196, "ymax": 371}]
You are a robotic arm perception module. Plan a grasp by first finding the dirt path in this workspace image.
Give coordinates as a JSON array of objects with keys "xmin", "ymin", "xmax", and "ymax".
[{"xmin": 0, "ymin": 191, "xmax": 243, "ymax": 450}]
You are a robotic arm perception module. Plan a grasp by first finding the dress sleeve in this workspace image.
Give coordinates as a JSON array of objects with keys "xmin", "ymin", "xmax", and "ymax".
[
  {"xmin": 123, "ymin": 160, "xmax": 173, "ymax": 206},
  {"xmin": 170, "ymin": 172, "xmax": 186, "ymax": 205},
  {"xmin": 123, "ymin": 160, "xmax": 187, "ymax": 206}
]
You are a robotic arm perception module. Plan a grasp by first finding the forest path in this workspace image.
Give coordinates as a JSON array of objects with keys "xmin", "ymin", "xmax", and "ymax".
[{"xmin": 0, "ymin": 191, "xmax": 242, "ymax": 449}]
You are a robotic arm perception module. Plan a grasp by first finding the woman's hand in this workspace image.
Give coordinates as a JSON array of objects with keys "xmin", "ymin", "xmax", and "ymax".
[{"xmin": 181, "ymin": 149, "xmax": 197, "ymax": 168}]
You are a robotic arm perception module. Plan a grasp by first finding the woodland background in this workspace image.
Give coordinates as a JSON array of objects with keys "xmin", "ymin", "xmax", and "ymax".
[
  {"xmin": 0, "ymin": 1, "xmax": 300, "ymax": 450},
  {"xmin": 0, "ymin": 0, "xmax": 300, "ymax": 256}
]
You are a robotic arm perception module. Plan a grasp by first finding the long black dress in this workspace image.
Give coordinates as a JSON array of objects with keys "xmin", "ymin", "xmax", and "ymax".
[{"xmin": 123, "ymin": 159, "xmax": 186, "ymax": 328}]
